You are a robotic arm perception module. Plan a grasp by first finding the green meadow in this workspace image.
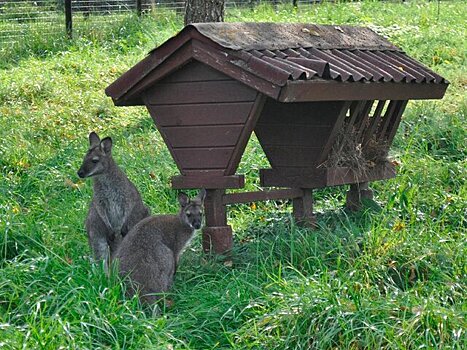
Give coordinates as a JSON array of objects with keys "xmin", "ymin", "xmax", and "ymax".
[{"xmin": 0, "ymin": 1, "xmax": 465, "ymax": 349}]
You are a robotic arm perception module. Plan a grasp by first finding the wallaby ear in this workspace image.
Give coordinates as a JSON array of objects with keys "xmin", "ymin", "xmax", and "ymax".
[
  {"xmin": 178, "ymin": 192, "xmax": 190, "ymax": 207},
  {"xmin": 89, "ymin": 132, "xmax": 100, "ymax": 147},
  {"xmin": 100, "ymin": 137, "xmax": 112, "ymax": 154},
  {"xmin": 194, "ymin": 188, "xmax": 206, "ymax": 204}
]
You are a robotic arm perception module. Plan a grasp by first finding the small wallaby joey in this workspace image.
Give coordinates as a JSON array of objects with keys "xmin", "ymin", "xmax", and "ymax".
[
  {"xmin": 77, "ymin": 131, "xmax": 150, "ymax": 262},
  {"xmin": 114, "ymin": 189, "xmax": 206, "ymax": 305}
]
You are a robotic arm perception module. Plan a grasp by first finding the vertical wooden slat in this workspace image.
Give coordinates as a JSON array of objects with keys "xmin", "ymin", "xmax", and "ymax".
[
  {"xmin": 318, "ymin": 100, "xmax": 352, "ymax": 165},
  {"xmin": 65, "ymin": 0, "xmax": 72, "ymax": 39},
  {"xmin": 378, "ymin": 100, "xmax": 398, "ymax": 139},
  {"xmin": 363, "ymin": 100, "xmax": 386, "ymax": 145},
  {"xmin": 386, "ymin": 100, "xmax": 409, "ymax": 143},
  {"xmin": 345, "ymin": 101, "xmax": 365, "ymax": 132},
  {"xmin": 332, "ymin": 101, "xmax": 366, "ymax": 165},
  {"xmin": 224, "ymin": 93, "xmax": 266, "ymax": 175},
  {"xmin": 355, "ymin": 100, "xmax": 374, "ymax": 141}
]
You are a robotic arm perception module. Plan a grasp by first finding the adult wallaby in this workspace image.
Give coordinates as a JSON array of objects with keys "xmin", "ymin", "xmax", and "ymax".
[
  {"xmin": 77, "ymin": 131, "xmax": 150, "ymax": 262},
  {"xmin": 114, "ymin": 189, "xmax": 206, "ymax": 305}
]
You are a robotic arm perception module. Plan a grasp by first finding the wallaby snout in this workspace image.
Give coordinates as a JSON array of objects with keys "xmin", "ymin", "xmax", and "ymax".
[
  {"xmin": 77, "ymin": 168, "xmax": 85, "ymax": 178},
  {"xmin": 192, "ymin": 220, "xmax": 202, "ymax": 230}
]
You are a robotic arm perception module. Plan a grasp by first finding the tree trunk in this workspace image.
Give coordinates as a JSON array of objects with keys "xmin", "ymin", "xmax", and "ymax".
[{"xmin": 184, "ymin": 0, "xmax": 225, "ymax": 26}]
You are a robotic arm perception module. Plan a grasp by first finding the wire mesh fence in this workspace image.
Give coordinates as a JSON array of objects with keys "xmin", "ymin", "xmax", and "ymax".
[
  {"xmin": 0, "ymin": 0, "xmax": 326, "ymax": 45},
  {"xmin": 0, "ymin": 1, "xmax": 139, "ymax": 44},
  {"xmin": 0, "ymin": 1, "xmax": 61, "ymax": 43}
]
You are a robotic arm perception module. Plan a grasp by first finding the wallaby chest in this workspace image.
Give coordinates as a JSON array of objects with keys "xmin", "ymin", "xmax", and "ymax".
[{"xmin": 93, "ymin": 178, "xmax": 131, "ymax": 230}]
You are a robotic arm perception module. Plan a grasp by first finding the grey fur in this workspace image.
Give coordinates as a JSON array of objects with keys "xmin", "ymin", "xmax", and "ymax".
[
  {"xmin": 77, "ymin": 132, "xmax": 150, "ymax": 261},
  {"xmin": 114, "ymin": 189, "xmax": 206, "ymax": 304}
]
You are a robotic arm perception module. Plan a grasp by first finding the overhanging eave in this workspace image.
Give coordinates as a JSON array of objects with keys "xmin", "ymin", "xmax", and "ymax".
[{"xmin": 278, "ymin": 80, "xmax": 449, "ymax": 102}]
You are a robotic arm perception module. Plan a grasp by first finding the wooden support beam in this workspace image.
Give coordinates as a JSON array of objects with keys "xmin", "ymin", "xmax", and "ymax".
[
  {"xmin": 202, "ymin": 189, "xmax": 232, "ymax": 254},
  {"xmin": 260, "ymin": 162, "xmax": 395, "ymax": 188},
  {"xmin": 171, "ymin": 175, "xmax": 244, "ymax": 189},
  {"xmin": 136, "ymin": 0, "xmax": 142, "ymax": 16},
  {"xmin": 293, "ymin": 189, "xmax": 316, "ymax": 227},
  {"xmin": 65, "ymin": 0, "xmax": 72, "ymax": 39},
  {"xmin": 202, "ymin": 226, "xmax": 233, "ymax": 255},
  {"xmin": 222, "ymin": 188, "xmax": 304, "ymax": 205},
  {"xmin": 345, "ymin": 182, "xmax": 374, "ymax": 211}
]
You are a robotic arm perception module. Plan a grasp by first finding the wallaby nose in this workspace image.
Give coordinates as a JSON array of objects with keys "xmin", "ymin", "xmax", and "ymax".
[
  {"xmin": 193, "ymin": 221, "xmax": 202, "ymax": 230},
  {"xmin": 77, "ymin": 169, "xmax": 85, "ymax": 178}
]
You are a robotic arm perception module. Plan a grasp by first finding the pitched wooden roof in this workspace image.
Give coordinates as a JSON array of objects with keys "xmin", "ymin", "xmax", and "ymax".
[{"xmin": 106, "ymin": 22, "xmax": 448, "ymax": 106}]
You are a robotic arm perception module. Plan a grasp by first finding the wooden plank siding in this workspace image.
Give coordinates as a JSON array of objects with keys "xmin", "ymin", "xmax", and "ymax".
[
  {"xmin": 153, "ymin": 103, "xmax": 253, "ymax": 126},
  {"xmin": 172, "ymin": 148, "xmax": 234, "ymax": 169},
  {"xmin": 144, "ymin": 80, "xmax": 257, "ymax": 105},
  {"xmin": 144, "ymin": 61, "xmax": 259, "ymax": 184},
  {"xmin": 255, "ymin": 99, "xmax": 349, "ymax": 172},
  {"xmin": 162, "ymin": 60, "xmax": 230, "ymax": 83},
  {"xmin": 163, "ymin": 125, "xmax": 244, "ymax": 148},
  {"xmin": 255, "ymin": 125, "xmax": 332, "ymax": 148},
  {"xmin": 260, "ymin": 162, "xmax": 395, "ymax": 188}
]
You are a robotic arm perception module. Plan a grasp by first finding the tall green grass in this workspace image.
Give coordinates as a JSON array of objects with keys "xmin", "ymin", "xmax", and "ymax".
[{"xmin": 0, "ymin": 1, "xmax": 466, "ymax": 349}]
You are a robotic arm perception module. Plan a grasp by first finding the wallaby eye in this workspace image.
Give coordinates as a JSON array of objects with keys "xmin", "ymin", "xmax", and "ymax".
[{"xmin": 92, "ymin": 157, "xmax": 99, "ymax": 163}]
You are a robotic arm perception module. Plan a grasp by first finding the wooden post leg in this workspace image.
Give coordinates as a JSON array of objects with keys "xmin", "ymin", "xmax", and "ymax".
[
  {"xmin": 345, "ymin": 182, "xmax": 374, "ymax": 211},
  {"xmin": 293, "ymin": 188, "xmax": 316, "ymax": 227},
  {"xmin": 202, "ymin": 189, "xmax": 233, "ymax": 254}
]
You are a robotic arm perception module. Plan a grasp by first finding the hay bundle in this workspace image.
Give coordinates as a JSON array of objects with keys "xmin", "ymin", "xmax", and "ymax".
[{"xmin": 321, "ymin": 124, "xmax": 389, "ymax": 175}]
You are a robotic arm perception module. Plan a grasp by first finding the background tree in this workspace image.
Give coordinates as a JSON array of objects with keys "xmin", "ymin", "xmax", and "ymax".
[{"xmin": 184, "ymin": 0, "xmax": 225, "ymax": 25}]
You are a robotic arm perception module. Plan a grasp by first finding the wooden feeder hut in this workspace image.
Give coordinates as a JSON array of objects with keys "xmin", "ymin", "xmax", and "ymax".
[{"xmin": 106, "ymin": 23, "xmax": 448, "ymax": 254}]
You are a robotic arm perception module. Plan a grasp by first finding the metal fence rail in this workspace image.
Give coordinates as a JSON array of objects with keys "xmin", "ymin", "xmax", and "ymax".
[{"xmin": 0, "ymin": 0, "xmax": 333, "ymax": 44}]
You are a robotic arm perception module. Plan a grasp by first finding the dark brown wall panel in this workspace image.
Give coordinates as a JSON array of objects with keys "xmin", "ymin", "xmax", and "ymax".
[
  {"xmin": 256, "ymin": 99, "xmax": 344, "ymax": 126},
  {"xmin": 264, "ymin": 147, "xmax": 324, "ymax": 168},
  {"xmin": 145, "ymin": 80, "xmax": 257, "ymax": 105},
  {"xmin": 162, "ymin": 125, "xmax": 244, "ymax": 148},
  {"xmin": 150, "ymin": 102, "xmax": 253, "ymax": 126},
  {"xmin": 173, "ymin": 148, "xmax": 234, "ymax": 169},
  {"xmin": 255, "ymin": 125, "xmax": 331, "ymax": 147},
  {"xmin": 143, "ymin": 64, "xmax": 259, "ymax": 177},
  {"xmin": 162, "ymin": 60, "xmax": 231, "ymax": 83},
  {"xmin": 255, "ymin": 98, "xmax": 347, "ymax": 169},
  {"xmin": 183, "ymin": 169, "xmax": 226, "ymax": 177}
]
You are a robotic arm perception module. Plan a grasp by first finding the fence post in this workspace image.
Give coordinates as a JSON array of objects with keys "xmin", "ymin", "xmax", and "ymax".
[
  {"xmin": 136, "ymin": 0, "xmax": 142, "ymax": 16},
  {"xmin": 65, "ymin": 0, "xmax": 72, "ymax": 39}
]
